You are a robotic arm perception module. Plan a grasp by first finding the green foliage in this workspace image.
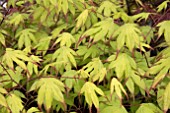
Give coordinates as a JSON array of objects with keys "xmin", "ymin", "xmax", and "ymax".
[{"xmin": 1, "ymin": 0, "xmax": 170, "ymax": 113}]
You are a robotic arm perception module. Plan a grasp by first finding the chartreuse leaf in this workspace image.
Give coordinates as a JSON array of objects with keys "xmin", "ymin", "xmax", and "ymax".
[
  {"xmin": 2, "ymin": 48, "xmax": 34, "ymax": 70},
  {"xmin": 100, "ymin": 91, "xmax": 128, "ymax": 113},
  {"xmin": 76, "ymin": 9, "xmax": 89, "ymax": 30},
  {"xmin": 80, "ymin": 82, "xmax": 104, "ymax": 108},
  {"xmin": 9, "ymin": 13, "xmax": 28, "ymax": 26},
  {"xmin": 157, "ymin": 20, "xmax": 170, "ymax": 45},
  {"xmin": 76, "ymin": 45, "xmax": 100, "ymax": 60},
  {"xmin": 110, "ymin": 78, "xmax": 127, "ymax": 100},
  {"xmin": 15, "ymin": 28, "xmax": 37, "ymax": 49},
  {"xmin": 0, "ymin": 94, "xmax": 7, "ymax": 108},
  {"xmin": 27, "ymin": 107, "xmax": 42, "ymax": 113},
  {"xmin": 101, "ymin": 106, "xmax": 127, "ymax": 113},
  {"xmin": 148, "ymin": 55, "xmax": 170, "ymax": 89},
  {"xmin": 113, "ymin": 23, "xmax": 150, "ymax": 51},
  {"xmin": 0, "ymin": 29, "xmax": 7, "ymax": 46},
  {"xmin": 108, "ymin": 53, "xmax": 136, "ymax": 79},
  {"xmin": 163, "ymin": 82, "xmax": 170, "ymax": 112},
  {"xmin": 97, "ymin": 1, "xmax": 119, "ymax": 18},
  {"xmin": 82, "ymin": 18, "xmax": 118, "ymax": 42},
  {"xmin": 6, "ymin": 93, "xmax": 24, "ymax": 113},
  {"xmin": 136, "ymin": 103, "xmax": 162, "ymax": 113},
  {"xmin": 30, "ymin": 78, "xmax": 65, "ymax": 111},
  {"xmin": 27, "ymin": 55, "xmax": 42, "ymax": 78},
  {"xmin": 52, "ymin": 46, "xmax": 77, "ymax": 71},
  {"xmin": 55, "ymin": 32, "xmax": 75, "ymax": 47},
  {"xmin": 0, "ymin": 86, "xmax": 8, "ymax": 107},
  {"xmin": 132, "ymin": 12, "xmax": 150, "ymax": 22},
  {"xmin": 61, "ymin": 70, "xmax": 78, "ymax": 91},
  {"xmin": 80, "ymin": 58, "xmax": 106, "ymax": 82},
  {"xmin": 51, "ymin": 24, "xmax": 67, "ymax": 38},
  {"xmin": 35, "ymin": 36, "xmax": 52, "ymax": 55},
  {"xmin": 157, "ymin": 0, "xmax": 169, "ymax": 12}
]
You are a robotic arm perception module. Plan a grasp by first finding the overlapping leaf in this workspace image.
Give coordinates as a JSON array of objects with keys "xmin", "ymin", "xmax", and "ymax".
[
  {"xmin": 9, "ymin": 13, "xmax": 28, "ymax": 26},
  {"xmin": 148, "ymin": 51, "xmax": 170, "ymax": 89},
  {"xmin": 61, "ymin": 70, "xmax": 78, "ymax": 91},
  {"xmin": 30, "ymin": 78, "xmax": 65, "ymax": 111},
  {"xmin": 82, "ymin": 18, "xmax": 118, "ymax": 42},
  {"xmin": 157, "ymin": 0, "xmax": 169, "ymax": 12},
  {"xmin": 80, "ymin": 58, "xmax": 106, "ymax": 82},
  {"xmin": 76, "ymin": 45, "xmax": 100, "ymax": 60},
  {"xmin": 76, "ymin": 9, "xmax": 89, "ymax": 30},
  {"xmin": 97, "ymin": 1, "xmax": 119, "ymax": 18},
  {"xmin": 113, "ymin": 23, "xmax": 150, "ymax": 51},
  {"xmin": 34, "ymin": 36, "xmax": 52, "ymax": 55},
  {"xmin": 80, "ymin": 82, "xmax": 104, "ymax": 108},
  {"xmin": 50, "ymin": 46, "xmax": 77, "ymax": 72},
  {"xmin": 157, "ymin": 20, "xmax": 170, "ymax": 45},
  {"xmin": 2, "ymin": 48, "xmax": 34, "ymax": 70},
  {"xmin": 6, "ymin": 93, "xmax": 24, "ymax": 113},
  {"xmin": 0, "ymin": 29, "xmax": 7, "ymax": 46},
  {"xmin": 55, "ymin": 32, "xmax": 75, "ymax": 47},
  {"xmin": 110, "ymin": 78, "xmax": 127, "ymax": 100},
  {"xmin": 16, "ymin": 28, "xmax": 37, "ymax": 49},
  {"xmin": 136, "ymin": 103, "xmax": 163, "ymax": 113},
  {"xmin": 0, "ymin": 86, "xmax": 8, "ymax": 108},
  {"xmin": 108, "ymin": 53, "xmax": 137, "ymax": 79},
  {"xmin": 163, "ymin": 82, "xmax": 170, "ymax": 112}
]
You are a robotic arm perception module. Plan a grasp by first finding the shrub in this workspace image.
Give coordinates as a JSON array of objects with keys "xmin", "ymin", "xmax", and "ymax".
[{"xmin": 0, "ymin": 0, "xmax": 170, "ymax": 113}]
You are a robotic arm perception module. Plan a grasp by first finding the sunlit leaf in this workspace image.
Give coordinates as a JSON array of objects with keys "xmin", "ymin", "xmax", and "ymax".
[
  {"xmin": 157, "ymin": 20, "xmax": 170, "ymax": 45},
  {"xmin": 30, "ymin": 78, "xmax": 65, "ymax": 111},
  {"xmin": 136, "ymin": 103, "xmax": 163, "ymax": 113},
  {"xmin": 55, "ymin": 32, "xmax": 75, "ymax": 47},
  {"xmin": 80, "ymin": 58, "xmax": 106, "ymax": 82},
  {"xmin": 110, "ymin": 78, "xmax": 127, "ymax": 100},
  {"xmin": 2, "ymin": 48, "xmax": 34, "ymax": 70},
  {"xmin": 113, "ymin": 23, "xmax": 150, "ymax": 51},
  {"xmin": 7, "ymin": 93, "xmax": 24, "ymax": 113},
  {"xmin": 80, "ymin": 81, "xmax": 104, "ymax": 108}
]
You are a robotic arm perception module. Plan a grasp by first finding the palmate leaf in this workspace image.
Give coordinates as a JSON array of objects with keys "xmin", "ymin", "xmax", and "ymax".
[
  {"xmin": 9, "ymin": 13, "xmax": 28, "ymax": 26},
  {"xmin": 136, "ymin": 103, "xmax": 162, "ymax": 113},
  {"xmin": 132, "ymin": 12, "xmax": 150, "ymax": 22},
  {"xmin": 61, "ymin": 70, "xmax": 78, "ymax": 91},
  {"xmin": 80, "ymin": 58, "xmax": 107, "ymax": 82},
  {"xmin": 35, "ymin": 36, "xmax": 52, "ymax": 55},
  {"xmin": 2, "ymin": 48, "xmax": 34, "ymax": 70},
  {"xmin": 76, "ymin": 45, "xmax": 100, "ymax": 60},
  {"xmin": 52, "ymin": 46, "xmax": 77, "ymax": 70},
  {"xmin": 108, "ymin": 53, "xmax": 137, "ymax": 79},
  {"xmin": 108, "ymin": 53, "xmax": 147, "ymax": 92},
  {"xmin": 157, "ymin": 20, "xmax": 170, "ymax": 45},
  {"xmin": 157, "ymin": 0, "xmax": 169, "ymax": 12},
  {"xmin": 29, "ymin": 78, "xmax": 65, "ymax": 111},
  {"xmin": 80, "ymin": 82, "xmax": 104, "ymax": 108},
  {"xmin": 51, "ymin": 24, "xmax": 67, "ymax": 38},
  {"xmin": 76, "ymin": 9, "xmax": 89, "ymax": 30},
  {"xmin": 16, "ymin": 28, "xmax": 37, "ymax": 49},
  {"xmin": 148, "ymin": 54, "xmax": 170, "ymax": 89},
  {"xmin": 6, "ymin": 93, "xmax": 24, "ymax": 113},
  {"xmin": 55, "ymin": 32, "xmax": 75, "ymax": 47},
  {"xmin": 110, "ymin": 78, "xmax": 127, "ymax": 100},
  {"xmin": 82, "ymin": 18, "xmax": 118, "ymax": 42},
  {"xmin": 97, "ymin": 1, "xmax": 119, "ymax": 18},
  {"xmin": 27, "ymin": 55, "xmax": 42, "ymax": 78},
  {"xmin": 113, "ymin": 23, "xmax": 150, "ymax": 51}
]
